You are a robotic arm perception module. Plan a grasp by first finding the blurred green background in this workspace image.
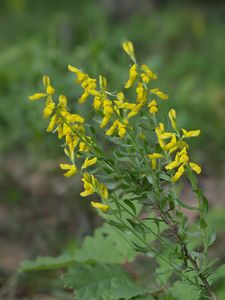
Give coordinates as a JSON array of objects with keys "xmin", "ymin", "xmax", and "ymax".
[{"xmin": 0, "ymin": 0, "xmax": 225, "ymax": 299}]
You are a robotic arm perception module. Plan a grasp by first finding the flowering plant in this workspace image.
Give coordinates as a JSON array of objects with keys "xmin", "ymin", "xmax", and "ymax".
[{"xmin": 21, "ymin": 41, "xmax": 222, "ymax": 300}]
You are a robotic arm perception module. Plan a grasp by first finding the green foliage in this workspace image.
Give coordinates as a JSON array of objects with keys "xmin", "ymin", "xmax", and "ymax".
[
  {"xmin": 75, "ymin": 224, "xmax": 136, "ymax": 264},
  {"xmin": 18, "ymin": 11, "xmax": 225, "ymax": 299},
  {"xmin": 62, "ymin": 263, "xmax": 148, "ymax": 300},
  {"xmin": 168, "ymin": 281, "xmax": 201, "ymax": 300},
  {"xmin": 0, "ymin": 1, "xmax": 225, "ymax": 168},
  {"xmin": 20, "ymin": 254, "xmax": 76, "ymax": 272}
]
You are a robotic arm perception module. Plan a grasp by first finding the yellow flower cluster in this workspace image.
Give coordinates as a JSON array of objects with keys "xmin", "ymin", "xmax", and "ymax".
[
  {"xmin": 148, "ymin": 107, "xmax": 201, "ymax": 182},
  {"xmin": 29, "ymin": 75, "xmax": 109, "ymax": 212},
  {"xmin": 66, "ymin": 41, "xmax": 168, "ymax": 142},
  {"xmin": 29, "ymin": 40, "xmax": 203, "ymax": 212}
]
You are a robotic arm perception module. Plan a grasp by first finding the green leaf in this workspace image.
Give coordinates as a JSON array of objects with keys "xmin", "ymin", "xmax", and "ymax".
[
  {"xmin": 175, "ymin": 198, "xmax": 199, "ymax": 211},
  {"xmin": 62, "ymin": 263, "xmax": 148, "ymax": 300},
  {"xmin": 131, "ymin": 241, "xmax": 149, "ymax": 254},
  {"xmin": 75, "ymin": 223, "xmax": 136, "ymax": 264},
  {"xmin": 124, "ymin": 199, "xmax": 136, "ymax": 215},
  {"xmin": 200, "ymin": 218, "xmax": 208, "ymax": 229},
  {"xmin": 107, "ymin": 220, "xmax": 127, "ymax": 231},
  {"xmin": 211, "ymin": 264, "xmax": 225, "ymax": 282},
  {"xmin": 20, "ymin": 254, "xmax": 75, "ymax": 272},
  {"xmin": 159, "ymin": 172, "xmax": 171, "ymax": 182},
  {"xmin": 127, "ymin": 218, "xmax": 145, "ymax": 235},
  {"xmin": 168, "ymin": 281, "xmax": 201, "ymax": 300}
]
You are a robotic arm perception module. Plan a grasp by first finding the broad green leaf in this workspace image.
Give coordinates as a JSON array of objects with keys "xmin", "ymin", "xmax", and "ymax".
[
  {"xmin": 75, "ymin": 223, "xmax": 136, "ymax": 264},
  {"xmin": 62, "ymin": 263, "xmax": 148, "ymax": 300},
  {"xmin": 168, "ymin": 281, "xmax": 201, "ymax": 300},
  {"xmin": 20, "ymin": 254, "xmax": 75, "ymax": 272}
]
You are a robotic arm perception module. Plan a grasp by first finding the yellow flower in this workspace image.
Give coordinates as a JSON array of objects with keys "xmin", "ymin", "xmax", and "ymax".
[
  {"xmin": 150, "ymin": 88, "xmax": 168, "ymax": 100},
  {"xmin": 182, "ymin": 129, "xmax": 201, "ymax": 138},
  {"xmin": 127, "ymin": 103, "xmax": 143, "ymax": 118},
  {"xmin": 172, "ymin": 164, "xmax": 185, "ymax": 182},
  {"xmin": 136, "ymin": 82, "xmax": 147, "ymax": 103},
  {"xmin": 118, "ymin": 122, "xmax": 127, "ymax": 138},
  {"xmin": 79, "ymin": 142, "xmax": 89, "ymax": 152},
  {"xmin": 68, "ymin": 65, "xmax": 98, "ymax": 102},
  {"xmin": 80, "ymin": 173, "xmax": 95, "ymax": 197},
  {"xmin": 125, "ymin": 64, "xmax": 138, "ymax": 89},
  {"xmin": 148, "ymin": 153, "xmax": 164, "ymax": 170},
  {"xmin": 189, "ymin": 162, "xmax": 201, "ymax": 174},
  {"xmin": 105, "ymin": 119, "xmax": 127, "ymax": 138},
  {"xmin": 43, "ymin": 103, "xmax": 55, "ymax": 118},
  {"xmin": 58, "ymin": 95, "xmax": 67, "ymax": 108},
  {"xmin": 99, "ymin": 182, "xmax": 109, "ymax": 199},
  {"xmin": 46, "ymin": 85, "xmax": 55, "ymax": 95},
  {"xmin": 91, "ymin": 201, "xmax": 109, "ymax": 212},
  {"xmin": 148, "ymin": 153, "xmax": 164, "ymax": 159},
  {"xmin": 29, "ymin": 93, "xmax": 46, "ymax": 100},
  {"xmin": 67, "ymin": 114, "xmax": 85, "ymax": 124},
  {"xmin": 68, "ymin": 65, "xmax": 87, "ymax": 84},
  {"xmin": 106, "ymin": 120, "xmax": 119, "ymax": 136},
  {"xmin": 79, "ymin": 91, "xmax": 89, "ymax": 103},
  {"xmin": 93, "ymin": 96, "xmax": 102, "ymax": 110},
  {"xmin": 47, "ymin": 114, "xmax": 57, "ymax": 132},
  {"xmin": 81, "ymin": 157, "xmax": 97, "ymax": 169},
  {"xmin": 165, "ymin": 147, "xmax": 189, "ymax": 171},
  {"xmin": 43, "ymin": 75, "xmax": 55, "ymax": 95},
  {"xmin": 114, "ymin": 92, "xmax": 136, "ymax": 110},
  {"xmin": 148, "ymin": 99, "xmax": 158, "ymax": 114},
  {"xmin": 163, "ymin": 135, "xmax": 177, "ymax": 151},
  {"xmin": 165, "ymin": 160, "xmax": 180, "ymax": 171},
  {"xmin": 122, "ymin": 41, "xmax": 136, "ymax": 62},
  {"xmin": 168, "ymin": 109, "xmax": 177, "ymax": 131},
  {"xmin": 100, "ymin": 116, "xmax": 111, "ymax": 128},
  {"xmin": 43, "ymin": 98, "xmax": 55, "ymax": 118},
  {"xmin": 99, "ymin": 75, "xmax": 107, "ymax": 89},
  {"xmin": 141, "ymin": 65, "xmax": 157, "ymax": 83},
  {"xmin": 60, "ymin": 163, "xmax": 77, "ymax": 177}
]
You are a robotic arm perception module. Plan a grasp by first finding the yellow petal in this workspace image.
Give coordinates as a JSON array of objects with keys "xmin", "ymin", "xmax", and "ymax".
[
  {"xmin": 100, "ymin": 116, "xmax": 111, "ymax": 128},
  {"xmin": 46, "ymin": 114, "xmax": 57, "ymax": 132},
  {"xmin": 68, "ymin": 64, "xmax": 79, "ymax": 73},
  {"xmin": 99, "ymin": 183, "xmax": 109, "ymax": 199},
  {"xmin": 60, "ymin": 163, "xmax": 72, "ymax": 170},
  {"xmin": 93, "ymin": 96, "xmax": 102, "ymax": 110},
  {"xmin": 105, "ymin": 120, "xmax": 119, "ymax": 136},
  {"xmin": 80, "ymin": 189, "xmax": 94, "ymax": 197},
  {"xmin": 168, "ymin": 109, "xmax": 177, "ymax": 130},
  {"xmin": 122, "ymin": 41, "xmax": 135, "ymax": 61},
  {"xmin": 124, "ymin": 64, "xmax": 138, "ymax": 89},
  {"xmin": 29, "ymin": 93, "xmax": 46, "ymax": 100},
  {"xmin": 78, "ymin": 91, "xmax": 89, "ymax": 103},
  {"xmin": 46, "ymin": 85, "xmax": 55, "ymax": 95},
  {"xmin": 172, "ymin": 165, "xmax": 185, "ymax": 182},
  {"xmin": 58, "ymin": 95, "xmax": 67, "ymax": 107},
  {"xmin": 82, "ymin": 157, "xmax": 97, "ymax": 169},
  {"xmin": 60, "ymin": 164, "xmax": 77, "ymax": 177},
  {"xmin": 182, "ymin": 129, "xmax": 201, "ymax": 138},
  {"xmin": 148, "ymin": 153, "xmax": 164, "ymax": 159},
  {"xmin": 43, "ymin": 102, "xmax": 55, "ymax": 118},
  {"xmin": 150, "ymin": 88, "xmax": 168, "ymax": 100},
  {"xmin": 43, "ymin": 75, "xmax": 50, "ymax": 88},
  {"xmin": 68, "ymin": 114, "xmax": 85, "ymax": 123},
  {"xmin": 189, "ymin": 162, "xmax": 201, "ymax": 174},
  {"xmin": 91, "ymin": 201, "xmax": 109, "ymax": 212},
  {"xmin": 165, "ymin": 160, "xmax": 180, "ymax": 170},
  {"xmin": 99, "ymin": 75, "xmax": 107, "ymax": 89}
]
